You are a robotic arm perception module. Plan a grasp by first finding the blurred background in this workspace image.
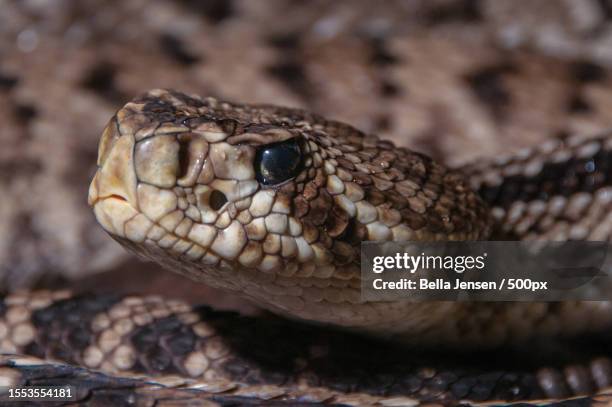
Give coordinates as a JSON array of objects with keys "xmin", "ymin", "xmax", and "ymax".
[{"xmin": 2, "ymin": 0, "xmax": 612, "ymax": 301}]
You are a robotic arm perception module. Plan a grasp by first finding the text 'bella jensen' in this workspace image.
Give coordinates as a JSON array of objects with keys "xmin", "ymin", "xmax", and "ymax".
[{"xmin": 372, "ymin": 278, "xmax": 497, "ymax": 291}]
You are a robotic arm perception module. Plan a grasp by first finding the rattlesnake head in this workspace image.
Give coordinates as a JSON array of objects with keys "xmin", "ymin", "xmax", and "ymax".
[{"xmin": 88, "ymin": 89, "xmax": 490, "ymax": 337}]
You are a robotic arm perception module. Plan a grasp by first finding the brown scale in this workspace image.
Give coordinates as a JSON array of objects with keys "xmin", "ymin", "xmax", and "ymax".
[
  {"xmin": 477, "ymin": 145, "xmax": 611, "ymax": 210},
  {"xmin": 3, "ymin": 292, "xmax": 612, "ymax": 404},
  {"xmin": 463, "ymin": 134, "xmax": 612, "ymax": 240},
  {"xmin": 0, "ymin": 355, "xmax": 356, "ymax": 406},
  {"xmin": 325, "ymin": 204, "xmax": 350, "ymax": 238},
  {"xmin": 315, "ymin": 115, "xmax": 491, "ymax": 241},
  {"xmin": 84, "ymin": 90, "xmax": 612, "ymax": 403}
]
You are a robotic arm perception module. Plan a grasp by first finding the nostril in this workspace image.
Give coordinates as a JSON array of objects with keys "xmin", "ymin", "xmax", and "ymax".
[
  {"xmin": 209, "ymin": 190, "xmax": 228, "ymax": 210},
  {"xmin": 176, "ymin": 133, "xmax": 208, "ymax": 187}
]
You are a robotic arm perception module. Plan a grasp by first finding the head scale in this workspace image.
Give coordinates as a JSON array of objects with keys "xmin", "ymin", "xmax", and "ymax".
[{"xmin": 89, "ymin": 89, "xmax": 490, "ymax": 329}]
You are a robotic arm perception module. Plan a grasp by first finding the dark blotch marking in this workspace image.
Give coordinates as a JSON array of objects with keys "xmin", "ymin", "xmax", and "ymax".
[
  {"xmin": 380, "ymin": 81, "xmax": 401, "ymax": 98},
  {"xmin": 571, "ymin": 61, "xmax": 607, "ymax": 84},
  {"xmin": 369, "ymin": 38, "xmax": 401, "ymax": 66},
  {"xmin": 19, "ymin": 297, "xmax": 605, "ymax": 402},
  {"xmin": 267, "ymin": 33, "xmax": 300, "ymax": 49},
  {"xmin": 426, "ymin": 0, "xmax": 483, "ymax": 24},
  {"xmin": 177, "ymin": 0, "xmax": 234, "ymax": 23},
  {"xmin": 159, "ymin": 34, "xmax": 201, "ymax": 66},
  {"xmin": 325, "ymin": 204, "xmax": 350, "ymax": 238},
  {"xmin": 465, "ymin": 64, "xmax": 515, "ymax": 121},
  {"xmin": 0, "ymin": 73, "xmax": 18, "ymax": 90},
  {"xmin": 13, "ymin": 103, "xmax": 38, "ymax": 124},
  {"xmin": 375, "ymin": 115, "xmax": 392, "ymax": 132},
  {"xmin": 567, "ymin": 93, "xmax": 592, "ymax": 114},
  {"xmin": 0, "ymin": 158, "xmax": 42, "ymax": 183},
  {"xmin": 556, "ymin": 130, "xmax": 571, "ymax": 139},
  {"xmin": 478, "ymin": 145, "xmax": 611, "ymax": 208},
  {"xmin": 201, "ymin": 304, "xmax": 582, "ymax": 400},
  {"xmin": 142, "ymin": 99, "xmax": 178, "ymax": 123},
  {"xmin": 166, "ymin": 331, "xmax": 196, "ymax": 356},
  {"xmin": 130, "ymin": 315, "xmax": 199, "ymax": 374},
  {"xmin": 266, "ymin": 61, "xmax": 311, "ymax": 100},
  {"xmin": 597, "ymin": 0, "xmax": 612, "ymax": 20},
  {"xmin": 26, "ymin": 294, "xmax": 123, "ymax": 362},
  {"xmin": 81, "ymin": 63, "xmax": 125, "ymax": 104},
  {"xmin": 146, "ymin": 348, "xmax": 173, "ymax": 371}
]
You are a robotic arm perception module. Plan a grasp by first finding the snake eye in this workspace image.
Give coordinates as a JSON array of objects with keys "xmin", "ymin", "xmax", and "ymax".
[{"xmin": 254, "ymin": 138, "xmax": 303, "ymax": 186}]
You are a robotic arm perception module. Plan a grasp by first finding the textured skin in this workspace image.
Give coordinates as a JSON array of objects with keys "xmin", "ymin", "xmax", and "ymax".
[
  {"xmin": 3, "ymin": 98, "xmax": 612, "ymax": 407},
  {"xmin": 3, "ymin": 102, "xmax": 608, "ymax": 406},
  {"xmin": 0, "ymin": 355, "xmax": 353, "ymax": 406},
  {"xmin": 88, "ymin": 90, "xmax": 612, "ymax": 349},
  {"xmin": 463, "ymin": 133, "xmax": 612, "ymax": 241},
  {"xmin": 3, "ymin": 1, "xmax": 612, "ymax": 405},
  {"xmin": 7, "ymin": 0, "xmax": 612, "ymax": 289},
  {"xmin": 3, "ymin": 291, "xmax": 612, "ymax": 406},
  {"xmin": 88, "ymin": 89, "xmax": 492, "ymax": 341}
]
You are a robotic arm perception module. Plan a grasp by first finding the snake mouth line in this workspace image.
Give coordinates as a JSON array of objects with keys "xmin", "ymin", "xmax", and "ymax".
[
  {"xmin": 106, "ymin": 194, "xmax": 128, "ymax": 202},
  {"xmin": 88, "ymin": 194, "xmax": 129, "ymax": 208}
]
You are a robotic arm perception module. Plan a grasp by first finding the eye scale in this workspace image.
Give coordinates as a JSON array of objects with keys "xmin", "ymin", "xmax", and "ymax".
[{"xmin": 254, "ymin": 138, "xmax": 303, "ymax": 186}]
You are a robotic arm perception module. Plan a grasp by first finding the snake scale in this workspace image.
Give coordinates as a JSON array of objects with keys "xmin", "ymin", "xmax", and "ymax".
[
  {"xmin": 0, "ymin": 89, "xmax": 611, "ymax": 406},
  {"xmin": 5, "ymin": 1, "xmax": 612, "ymax": 406}
]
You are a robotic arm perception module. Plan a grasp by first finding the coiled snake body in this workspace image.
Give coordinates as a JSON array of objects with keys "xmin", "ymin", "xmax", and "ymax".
[{"xmin": 1, "ymin": 89, "xmax": 612, "ymax": 406}]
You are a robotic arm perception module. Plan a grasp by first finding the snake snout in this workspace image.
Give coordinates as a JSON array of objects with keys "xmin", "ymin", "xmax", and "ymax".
[{"xmin": 88, "ymin": 125, "xmax": 139, "ymax": 237}]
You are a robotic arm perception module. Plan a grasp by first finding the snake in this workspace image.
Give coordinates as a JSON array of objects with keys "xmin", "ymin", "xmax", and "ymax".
[{"xmin": 1, "ymin": 88, "xmax": 612, "ymax": 406}]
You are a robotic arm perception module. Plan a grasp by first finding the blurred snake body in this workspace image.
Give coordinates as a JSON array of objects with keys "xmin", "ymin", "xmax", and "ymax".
[{"xmin": 2, "ymin": 89, "xmax": 612, "ymax": 405}]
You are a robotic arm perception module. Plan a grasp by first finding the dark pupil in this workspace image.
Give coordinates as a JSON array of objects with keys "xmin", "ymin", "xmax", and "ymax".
[{"xmin": 254, "ymin": 138, "xmax": 302, "ymax": 185}]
